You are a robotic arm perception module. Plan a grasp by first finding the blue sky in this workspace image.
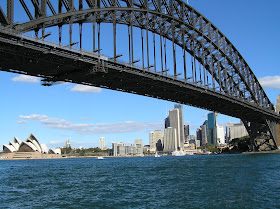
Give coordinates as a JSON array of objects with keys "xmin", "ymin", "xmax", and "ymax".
[{"xmin": 0, "ymin": 0, "xmax": 279, "ymax": 149}]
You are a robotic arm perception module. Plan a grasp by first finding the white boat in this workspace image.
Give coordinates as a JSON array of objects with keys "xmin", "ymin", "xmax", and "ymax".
[
  {"xmin": 155, "ymin": 152, "xmax": 160, "ymax": 158},
  {"xmin": 97, "ymin": 157, "xmax": 104, "ymax": 159},
  {"xmin": 172, "ymin": 150, "xmax": 186, "ymax": 156}
]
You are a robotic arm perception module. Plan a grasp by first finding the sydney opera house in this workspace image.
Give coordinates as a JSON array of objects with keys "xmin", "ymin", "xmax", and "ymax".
[{"xmin": 1, "ymin": 133, "xmax": 61, "ymax": 160}]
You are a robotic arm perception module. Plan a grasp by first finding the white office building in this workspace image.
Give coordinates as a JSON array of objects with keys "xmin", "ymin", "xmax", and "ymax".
[
  {"xmin": 112, "ymin": 142, "xmax": 125, "ymax": 156},
  {"xmin": 163, "ymin": 127, "xmax": 177, "ymax": 152},
  {"xmin": 134, "ymin": 139, "xmax": 143, "ymax": 155},
  {"xmin": 216, "ymin": 125, "xmax": 225, "ymax": 145},
  {"xmin": 226, "ymin": 122, "xmax": 248, "ymax": 143},
  {"xmin": 149, "ymin": 130, "xmax": 163, "ymax": 152},
  {"xmin": 174, "ymin": 104, "xmax": 184, "ymax": 148}
]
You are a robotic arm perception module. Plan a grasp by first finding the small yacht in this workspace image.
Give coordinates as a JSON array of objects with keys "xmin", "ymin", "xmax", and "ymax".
[{"xmin": 97, "ymin": 156, "xmax": 104, "ymax": 159}]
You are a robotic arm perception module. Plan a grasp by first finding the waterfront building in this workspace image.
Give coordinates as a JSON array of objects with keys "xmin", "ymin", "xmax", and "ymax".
[
  {"xmin": 169, "ymin": 108, "xmax": 181, "ymax": 150},
  {"xmin": 1, "ymin": 134, "xmax": 62, "ymax": 159},
  {"xmin": 163, "ymin": 127, "xmax": 177, "ymax": 152},
  {"xmin": 100, "ymin": 137, "xmax": 105, "ymax": 150},
  {"xmin": 226, "ymin": 122, "xmax": 248, "ymax": 143},
  {"xmin": 183, "ymin": 142, "xmax": 196, "ymax": 150},
  {"xmin": 207, "ymin": 112, "xmax": 217, "ymax": 146},
  {"xmin": 184, "ymin": 125, "xmax": 190, "ymax": 143},
  {"xmin": 112, "ymin": 140, "xmax": 143, "ymax": 156},
  {"xmin": 174, "ymin": 104, "xmax": 184, "ymax": 148},
  {"xmin": 134, "ymin": 139, "xmax": 143, "ymax": 154},
  {"xmin": 125, "ymin": 145, "xmax": 136, "ymax": 155},
  {"xmin": 3, "ymin": 137, "xmax": 21, "ymax": 153},
  {"xmin": 143, "ymin": 145, "xmax": 150, "ymax": 154},
  {"xmin": 112, "ymin": 142, "xmax": 125, "ymax": 156},
  {"xmin": 149, "ymin": 130, "xmax": 163, "ymax": 153},
  {"xmin": 66, "ymin": 140, "xmax": 71, "ymax": 149},
  {"xmin": 3, "ymin": 133, "xmax": 48, "ymax": 154},
  {"xmin": 216, "ymin": 125, "xmax": 225, "ymax": 145},
  {"xmin": 49, "ymin": 148, "xmax": 61, "ymax": 155}
]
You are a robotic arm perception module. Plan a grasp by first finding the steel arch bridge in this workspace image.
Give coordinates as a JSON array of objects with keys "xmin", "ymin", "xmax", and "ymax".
[{"xmin": 0, "ymin": 0, "xmax": 279, "ymax": 150}]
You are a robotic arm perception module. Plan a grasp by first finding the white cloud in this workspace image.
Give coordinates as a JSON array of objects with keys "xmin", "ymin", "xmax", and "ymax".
[
  {"xmin": 70, "ymin": 84, "xmax": 101, "ymax": 93},
  {"xmin": 19, "ymin": 114, "xmax": 163, "ymax": 135},
  {"xmin": 17, "ymin": 120, "xmax": 28, "ymax": 124},
  {"xmin": 259, "ymin": 76, "xmax": 280, "ymax": 89},
  {"xmin": 48, "ymin": 141, "xmax": 64, "ymax": 145},
  {"xmin": 12, "ymin": 75, "xmax": 39, "ymax": 83}
]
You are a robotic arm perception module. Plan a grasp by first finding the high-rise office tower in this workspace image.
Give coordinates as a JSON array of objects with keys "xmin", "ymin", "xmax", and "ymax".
[
  {"xmin": 207, "ymin": 112, "xmax": 217, "ymax": 146},
  {"xmin": 184, "ymin": 125, "xmax": 190, "ymax": 142},
  {"xmin": 201, "ymin": 120, "xmax": 208, "ymax": 145},
  {"xmin": 174, "ymin": 104, "xmax": 184, "ymax": 148},
  {"xmin": 149, "ymin": 130, "xmax": 163, "ymax": 152},
  {"xmin": 163, "ymin": 127, "xmax": 177, "ymax": 152},
  {"xmin": 196, "ymin": 128, "xmax": 202, "ymax": 141},
  {"xmin": 165, "ymin": 116, "xmax": 170, "ymax": 128},
  {"xmin": 100, "ymin": 137, "xmax": 105, "ymax": 150},
  {"xmin": 169, "ymin": 108, "xmax": 181, "ymax": 150}
]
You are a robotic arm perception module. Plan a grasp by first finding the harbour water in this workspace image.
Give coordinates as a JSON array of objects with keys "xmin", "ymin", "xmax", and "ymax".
[{"xmin": 1, "ymin": 154, "xmax": 280, "ymax": 208}]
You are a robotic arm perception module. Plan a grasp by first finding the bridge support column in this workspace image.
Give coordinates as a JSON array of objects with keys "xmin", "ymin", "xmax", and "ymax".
[
  {"xmin": 277, "ymin": 123, "xmax": 280, "ymax": 148},
  {"xmin": 243, "ymin": 119, "xmax": 278, "ymax": 152}
]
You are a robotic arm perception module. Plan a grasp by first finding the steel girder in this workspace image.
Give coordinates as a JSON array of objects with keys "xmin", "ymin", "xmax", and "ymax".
[{"xmin": 2, "ymin": 0, "xmax": 274, "ymax": 113}]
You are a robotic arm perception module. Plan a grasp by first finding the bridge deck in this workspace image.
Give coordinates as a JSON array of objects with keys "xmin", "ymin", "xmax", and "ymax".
[{"xmin": 0, "ymin": 30, "xmax": 279, "ymax": 124}]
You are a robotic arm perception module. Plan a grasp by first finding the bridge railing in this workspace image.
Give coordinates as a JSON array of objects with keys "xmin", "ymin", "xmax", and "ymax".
[{"xmin": 0, "ymin": 26, "xmax": 110, "ymax": 60}]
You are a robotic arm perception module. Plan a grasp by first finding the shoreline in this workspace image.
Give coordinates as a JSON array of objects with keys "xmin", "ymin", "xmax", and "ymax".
[{"xmin": 1, "ymin": 150, "xmax": 280, "ymax": 161}]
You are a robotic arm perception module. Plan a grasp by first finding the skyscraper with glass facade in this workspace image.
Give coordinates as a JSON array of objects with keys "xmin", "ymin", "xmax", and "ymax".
[{"xmin": 207, "ymin": 112, "xmax": 217, "ymax": 146}]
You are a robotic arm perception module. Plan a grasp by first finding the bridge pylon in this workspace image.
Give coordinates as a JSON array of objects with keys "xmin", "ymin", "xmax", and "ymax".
[{"xmin": 242, "ymin": 119, "xmax": 278, "ymax": 152}]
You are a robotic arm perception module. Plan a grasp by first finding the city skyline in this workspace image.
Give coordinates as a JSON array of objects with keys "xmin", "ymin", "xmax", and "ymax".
[{"xmin": 0, "ymin": 0, "xmax": 280, "ymax": 149}]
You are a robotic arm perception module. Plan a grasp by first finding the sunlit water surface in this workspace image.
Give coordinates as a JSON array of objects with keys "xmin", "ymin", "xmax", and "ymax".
[{"xmin": 1, "ymin": 154, "xmax": 280, "ymax": 208}]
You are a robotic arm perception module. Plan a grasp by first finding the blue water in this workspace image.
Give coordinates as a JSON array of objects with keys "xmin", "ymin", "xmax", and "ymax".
[{"xmin": 1, "ymin": 154, "xmax": 280, "ymax": 208}]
